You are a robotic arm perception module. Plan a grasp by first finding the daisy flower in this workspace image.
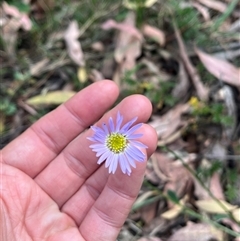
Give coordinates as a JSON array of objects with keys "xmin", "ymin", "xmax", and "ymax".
[{"xmin": 88, "ymin": 112, "xmax": 148, "ymax": 176}]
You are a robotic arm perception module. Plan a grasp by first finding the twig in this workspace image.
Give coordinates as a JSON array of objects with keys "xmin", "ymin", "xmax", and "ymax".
[{"xmin": 172, "ymin": 20, "xmax": 209, "ymax": 101}]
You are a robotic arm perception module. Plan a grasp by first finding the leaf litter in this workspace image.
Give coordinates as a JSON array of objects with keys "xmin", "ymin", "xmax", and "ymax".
[{"xmin": 1, "ymin": 0, "xmax": 240, "ymax": 240}]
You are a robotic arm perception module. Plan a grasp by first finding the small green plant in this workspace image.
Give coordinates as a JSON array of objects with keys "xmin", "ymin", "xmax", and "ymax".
[
  {"xmin": 197, "ymin": 161, "xmax": 223, "ymax": 181},
  {"xmin": 122, "ymin": 68, "xmax": 177, "ymax": 108},
  {"xmin": 224, "ymin": 168, "xmax": 239, "ymax": 203},
  {"xmin": 0, "ymin": 99, "xmax": 17, "ymax": 116},
  {"xmin": 189, "ymin": 97, "xmax": 233, "ymax": 127}
]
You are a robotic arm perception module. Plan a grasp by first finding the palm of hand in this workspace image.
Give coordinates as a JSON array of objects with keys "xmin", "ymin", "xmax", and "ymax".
[
  {"xmin": 1, "ymin": 81, "xmax": 157, "ymax": 241},
  {"xmin": 2, "ymin": 165, "xmax": 80, "ymax": 241}
]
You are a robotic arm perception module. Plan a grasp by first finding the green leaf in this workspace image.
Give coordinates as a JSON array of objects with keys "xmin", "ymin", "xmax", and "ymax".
[{"xmin": 167, "ymin": 190, "xmax": 179, "ymax": 204}]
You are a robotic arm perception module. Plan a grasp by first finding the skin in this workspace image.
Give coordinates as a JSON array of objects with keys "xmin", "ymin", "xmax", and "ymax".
[{"xmin": 1, "ymin": 80, "xmax": 157, "ymax": 241}]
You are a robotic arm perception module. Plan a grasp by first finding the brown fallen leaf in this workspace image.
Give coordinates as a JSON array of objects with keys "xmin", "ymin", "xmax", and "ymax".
[
  {"xmin": 149, "ymin": 104, "xmax": 190, "ymax": 140},
  {"xmin": 3, "ymin": 2, "xmax": 32, "ymax": 31},
  {"xmin": 196, "ymin": 48, "xmax": 240, "ymax": 87},
  {"xmin": 151, "ymin": 152, "xmax": 194, "ymax": 208},
  {"xmin": 101, "ymin": 19, "xmax": 143, "ymax": 41},
  {"xmin": 209, "ymin": 172, "xmax": 225, "ymax": 200},
  {"xmin": 30, "ymin": 58, "xmax": 50, "ymax": 77},
  {"xmin": 192, "ymin": 2, "xmax": 210, "ymax": 21},
  {"xmin": 137, "ymin": 237, "xmax": 163, "ymax": 241},
  {"xmin": 173, "ymin": 22, "xmax": 209, "ymax": 101},
  {"xmin": 106, "ymin": 12, "xmax": 142, "ymax": 85},
  {"xmin": 89, "ymin": 69, "xmax": 104, "ymax": 82},
  {"xmin": 102, "ymin": 13, "xmax": 142, "ymax": 68},
  {"xmin": 197, "ymin": 0, "xmax": 227, "ymax": 13},
  {"xmin": 2, "ymin": 2, "xmax": 32, "ymax": 56},
  {"xmin": 168, "ymin": 222, "xmax": 224, "ymax": 241},
  {"xmin": 1, "ymin": 18, "xmax": 20, "ymax": 56},
  {"xmin": 142, "ymin": 24, "xmax": 165, "ymax": 46},
  {"xmin": 64, "ymin": 21, "xmax": 85, "ymax": 66}
]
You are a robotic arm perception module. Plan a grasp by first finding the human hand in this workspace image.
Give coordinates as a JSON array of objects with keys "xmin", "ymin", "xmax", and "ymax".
[{"xmin": 1, "ymin": 80, "xmax": 157, "ymax": 241}]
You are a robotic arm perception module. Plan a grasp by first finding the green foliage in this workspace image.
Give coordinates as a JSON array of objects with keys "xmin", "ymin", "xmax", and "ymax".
[
  {"xmin": 0, "ymin": 99, "xmax": 17, "ymax": 116},
  {"xmin": 122, "ymin": 67, "xmax": 177, "ymax": 108},
  {"xmin": 5, "ymin": 0, "xmax": 30, "ymax": 13},
  {"xmin": 165, "ymin": 0, "xmax": 215, "ymax": 46},
  {"xmin": 224, "ymin": 169, "xmax": 238, "ymax": 203},
  {"xmin": 145, "ymin": 81, "xmax": 177, "ymax": 107},
  {"xmin": 167, "ymin": 190, "xmax": 179, "ymax": 204},
  {"xmin": 192, "ymin": 102, "xmax": 233, "ymax": 127},
  {"xmin": 196, "ymin": 63, "xmax": 216, "ymax": 84},
  {"xmin": 197, "ymin": 161, "xmax": 223, "ymax": 180}
]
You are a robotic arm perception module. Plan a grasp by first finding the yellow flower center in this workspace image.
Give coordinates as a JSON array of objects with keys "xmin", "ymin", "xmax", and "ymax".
[{"xmin": 106, "ymin": 133, "xmax": 127, "ymax": 154}]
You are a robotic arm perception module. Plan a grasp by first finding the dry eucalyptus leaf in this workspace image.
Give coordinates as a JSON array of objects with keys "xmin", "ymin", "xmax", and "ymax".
[
  {"xmin": 192, "ymin": 2, "xmax": 210, "ymax": 21},
  {"xmin": 26, "ymin": 91, "xmax": 76, "ymax": 106},
  {"xmin": 196, "ymin": 48, "xmax": 240, "ymax": 87},
  {"xmin": 3, "ymin": 2, "xmax": 32, "ymax": 31},
  {"xmin": 114, "ymin": 12, "xmax": 141, "ymax": 65},
  {"xmin": 64, "ymin": 21, "xmax": 85, "ymax": 66},
  {"xmin": 123, "ymin": 0, "xmax": 158, "ymax": 9},
  {"xmin": 209, "ymin": 172, "xmax": 225, "ymax": 200},
  {"xmin": 196, "ymin": 199, "xmax": 238, "ymax": 214},
  {"xmin": 101, "ymin": 19, "xmax": 143, "ymax": 41},
  {"xmin": 168, "ymin": 222, "xmax": 224, "ymax": 241},
  {"xmin": 89, "ymin": 69, "xmax": 104, "ymax": 82},
  {"xmin": 137, "ymin": 237, "xmax": 163, "ymax": 241},
  {"xmin": 142, "ymin": 24, "xmax": 165, "ymax": 46},
  {"xmin": 197, "ymin": 0, "xmax": 227, "ymax": 13},
  {"xmin": 233, "ymin": 208, "xmax": 240, "ymax": 222},
  {"xmin": 30, "ymin": 58, "xmax": 50, "ymax": 76},
  {"xmin": 161, "ymin": 202, "xmax": 183, "ymax": 220},
  {"xmin": 77, "ymin": 67, "xmax": 87, "ymax": 83},
  {"xmin": 149, "ymin": 104, "xmax": 190, "ymax": 139}
]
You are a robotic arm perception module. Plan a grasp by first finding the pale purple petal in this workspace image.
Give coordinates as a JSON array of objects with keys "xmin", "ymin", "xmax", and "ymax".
[
  {"xmin": 89, "ymin": 143, "xmax": 106, "ymax": 149},
  {"xmin": 102, "ymin": 123, "xmax": 109, "ymax": 135},
  {"xmin": 125, "ymin": 123, "xmax": 143, "ymax": 136},
  {"xmin": 97, "ymin": 151, "xmax": 110, "ymax": 164},
  {"xmin": 119, "ymin": 155, "xmax": 127, "ymax": 174},
  {"xmin": 116, "ymin": 112, "xmax": 123, "ymax": 131},
  {"xmin": 127, "ymin": 145, "xmax": 145, "ymax": 162},
  {"xmin": 95, "ymin": 147, "xmax": 108, "ymax": 157},
  {"xmin": 91, "ymin": 126, "xmax": 104, "ymax": 133},
  {"xmin": 127, "ymin": 133, "xmax": 143, "ymax": 139},
  {"xmin": 87, "ymin": 137, "xmax": 97, "ymax": 142},
  {"xmin": 124, "ymin": 152, "xmax": 136, "ymax": 168},
  {"xmin": 120, "ymin": 154, "xmax": 131, "ymax": 174},
  {"xmin": 120, "ymin": 116, "xmax": 138, "ymax": 133},
  {"xmin": 130, "ymin": 140, "xmax": 148, "ymax": 148},
  {"xmin": 109, "ymin": 154, "xmax": 118, "ymax": 174},
  {"xmin": 105, "ymin": 152, "xmax": 114, "ymax": 168},
  {"xmin": 90, "ymin": 135, "xmax": 105, "ymax": 143},
  {"xmin": 109, "ymin": 117, "xmax": 114, "ymax": 132}
]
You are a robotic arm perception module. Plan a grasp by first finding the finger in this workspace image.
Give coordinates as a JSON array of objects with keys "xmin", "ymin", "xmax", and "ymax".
[
  {"xmin": 34, "ymin": 95, "xmax": 157, "ymax": 206},
  {"xmin": 79, "ymin": 152, "xmax": 148, "ymax": 241},
  {"xmin": 2, "ymin": 80, "xmax": 119, "ymax": 177},
  {"xmin": 61, "ymin": 124, "xmax": 157, "ymax": 225}
]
